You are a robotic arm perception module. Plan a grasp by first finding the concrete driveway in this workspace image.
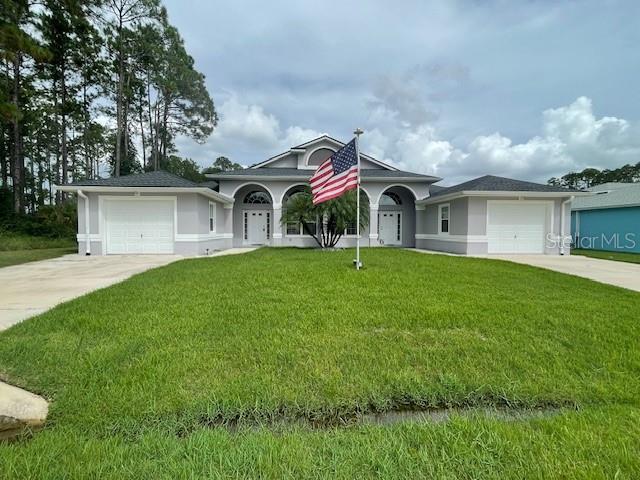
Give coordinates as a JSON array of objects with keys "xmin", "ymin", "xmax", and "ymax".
[
  {"xmin": 0, "ymin": 254, "xmax": 182, "ymax": 331},
  {"xmin": 410, "ymin": 249, "xmax": 640, "ymax": 293},
  {"xmin": 488, "ymin": 254, "xmax": 640, "ymax": 293}
]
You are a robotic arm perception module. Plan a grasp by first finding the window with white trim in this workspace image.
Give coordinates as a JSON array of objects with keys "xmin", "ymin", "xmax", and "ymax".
[
  {"xmin": 209, "ymin": 202, "xmax": 216, "ymax": 232},
  {"xmin": 439, "ymin": 204, "xmax": 450, "ymax": 234},
  {"xmin": 345, "ymin": 222, "xmax": 357, "ymax": 236},
  {"xmin": 286, "ymin": 221, "xmax": 317, "ymax": 236}
]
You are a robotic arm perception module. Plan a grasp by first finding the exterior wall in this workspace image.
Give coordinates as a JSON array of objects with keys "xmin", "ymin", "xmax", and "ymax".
[
  {"xmin": 416, "ymin": 195, "xmax": 573, "ymax": 255},
  {"xmin": 76, "ymin": 191, "xmax": 231, "ymax": 255},
  {"xmin": 571, "ymin": 206, "xmax": 640, "ymax": 252},
  {"xmin": 219, "ymin": 178, "xmax": 427, "ymax": 249}
]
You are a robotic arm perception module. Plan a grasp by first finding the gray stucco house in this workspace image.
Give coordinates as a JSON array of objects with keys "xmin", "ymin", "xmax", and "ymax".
[{"xmin": 58, "ymin": 135, "xmax": 579, "ymax": 256}]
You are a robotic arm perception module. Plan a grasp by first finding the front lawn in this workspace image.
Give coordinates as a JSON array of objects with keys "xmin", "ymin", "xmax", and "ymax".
[
  {"xmin": 0, "ymin": 247, "xmax": 77, "ymax": 268},
  {"xmin": 1, "ymin": 248, "xmax": 639, "ymax": 478},
  {"xmin": 0, "ymin": 231, "xmax": 76, "ymax": 268},
  {"xmin": 573, "ymin": 248, "xmax": 640, "ymax": 264}
]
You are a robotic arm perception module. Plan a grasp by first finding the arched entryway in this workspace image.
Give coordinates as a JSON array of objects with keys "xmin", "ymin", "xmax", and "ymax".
[
  {"xmin": 376, "ymin": 186, "xmax": 417, "ymax": 247},
  {"xmin": 233, "ymin": 184, "xmax": 274, "ymax": 246}
]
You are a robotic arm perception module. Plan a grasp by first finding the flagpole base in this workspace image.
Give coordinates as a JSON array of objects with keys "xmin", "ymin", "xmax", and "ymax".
[{"xmin": 352, "ymin": 259, "xmax": 363, "ymax": 269}]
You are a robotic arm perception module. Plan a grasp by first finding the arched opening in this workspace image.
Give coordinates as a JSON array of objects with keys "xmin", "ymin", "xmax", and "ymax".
[
  {"xmin": 377, "ymin": 186, "xmax": 417, "ymax": 247},
  {"xmin": 282, "ymin": 185, "xmax": 316, "ymax": 237},
  {"xmin": 306, "ymin": 147, "xmax": 335, "ymax": 167},
  {"xmin": 233, "ymin": 184, "xmax": 274, "ymax": 246}
]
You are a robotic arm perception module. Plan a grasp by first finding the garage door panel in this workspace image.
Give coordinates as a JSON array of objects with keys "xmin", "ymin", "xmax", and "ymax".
[
  {"xmin": 105, "ymin": 199, "xmax": 174, "ymax": 255},
  {"xmin": 488, "ymin": 203, "xmax": 547, "ymax": 254}
]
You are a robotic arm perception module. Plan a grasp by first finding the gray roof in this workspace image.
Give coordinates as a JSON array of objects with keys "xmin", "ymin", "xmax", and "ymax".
[
  {"xmin": 207, "ymin": 167, "xmax": 437, "ymax": 180},
  {"xmin": 65, "ymin": 171, "xmax": 214, "ymax": 189},
  {"xmin": 429, "ymin": 175, "xmax": 579, "ymax": 198},
  {"xmin": 572, "ymin": 182, "xmax": 640, "ymax": 210}
]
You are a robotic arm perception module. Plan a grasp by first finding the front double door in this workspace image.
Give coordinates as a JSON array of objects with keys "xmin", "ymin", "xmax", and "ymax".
[
  {"xmin": 378, "ymin": 211, "xmax": 402, "ymax": 246},
  {"xmin": 245, "ymin": 210, "xmax": 270, "ymax": 245}
]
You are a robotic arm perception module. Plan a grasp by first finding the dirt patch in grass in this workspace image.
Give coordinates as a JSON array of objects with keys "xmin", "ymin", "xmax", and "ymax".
[{"xmin": 189, "ymin": 400, "xmax": 573, "ymax": 435}]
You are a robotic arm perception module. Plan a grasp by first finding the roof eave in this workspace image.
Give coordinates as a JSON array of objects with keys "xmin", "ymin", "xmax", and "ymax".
[
  {"xmin": 54, "ymin": 185, "xmax": 234, "ymax": 205},
  {"xmin": 205, "ymin": 173, "xmax": 440, "ymax": 182},
  {"xmin": 572, "ymin": 203, "xmax": 640, "ymax": 211},
  {"xmin": 417, "ymin": 190, "xmax": 586, "ymax": 205}
]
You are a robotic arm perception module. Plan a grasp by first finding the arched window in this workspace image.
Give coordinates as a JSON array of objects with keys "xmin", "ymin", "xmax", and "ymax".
[
  {"xmin": 380, "ymin": 191, "xmax": 402, "ymax": 206},
  {"xmin": 243, "ymin": 191, "xmax": 271, "ymax": 204}
]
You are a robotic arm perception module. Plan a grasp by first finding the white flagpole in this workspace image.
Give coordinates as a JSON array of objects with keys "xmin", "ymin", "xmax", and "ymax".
[{"xmin": 354, "ymin": 128, "xmax": 364, "ymax": 270}]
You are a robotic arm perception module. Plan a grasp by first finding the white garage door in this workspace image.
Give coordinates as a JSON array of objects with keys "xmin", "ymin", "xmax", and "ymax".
[
  {"xmin": 105, "ymin": 199, "xmax": 174, "ymax": 254},
  {"xmin": 487, "ymin": 202, "xmax": 548, "ymax": 254}
]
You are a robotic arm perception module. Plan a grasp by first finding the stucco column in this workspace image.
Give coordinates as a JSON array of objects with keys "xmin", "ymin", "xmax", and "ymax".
[
  {"xmin": 368, "ymin": 203, "xmax": 379, "ymax": 247},
  {"xmin": 415, "ymin": 204, "xmax": 426, "ymax": 234},
  {"xmin": 272, "ymin": 203, "xmax": 282, "ymax": 246},
  {"xmin": 223, "ymin": 204, "xmax": 233, "ymax": 247}
]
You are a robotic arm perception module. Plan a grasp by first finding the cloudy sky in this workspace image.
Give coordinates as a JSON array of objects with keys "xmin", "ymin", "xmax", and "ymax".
[{"xmin": 164, "ymin": 0, "xmax": 640, "ymax": 185}]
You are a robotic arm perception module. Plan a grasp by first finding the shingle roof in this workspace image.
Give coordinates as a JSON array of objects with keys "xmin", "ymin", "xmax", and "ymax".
[
  {"xmin": 572, "ymin": 182, "xmax": 640, "ymax": 210},
  {"xmin": 66, "ymin": 170, "xmax": 209, "ymax": 189},
  {"xmin": 429, "ymin": 175, "xmax": 578, "ymax": 198},
  {"xmin": 207, "ymin": 167, "xmax": 438, "ymax": 180}
]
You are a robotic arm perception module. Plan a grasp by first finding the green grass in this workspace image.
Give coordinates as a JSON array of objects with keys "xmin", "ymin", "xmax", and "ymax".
[
  {"xmin": 1, "ymin": 248, "xmax": 639, "ymax": 478},
  {"xmin": 0, "ymin": 231, "xmax": 75, "ymax": 251},
  {"xmin": 0, "ymin": 231, "xmax": 76, "ymax": 267},
  {"xmin": 0, "ymin": 247, "xmax": 77, "ymax": 268},
  {"xmin": 573, "ymin": 248, "xmax": 640, "ymax": 264}
]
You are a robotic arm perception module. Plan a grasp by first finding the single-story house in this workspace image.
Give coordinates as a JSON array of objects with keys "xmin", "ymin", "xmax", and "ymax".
[
  {"xmin": 57, "ymin": 135, "xmax": 581, "ymax": 256},
  {"xmin": 571, "ymin": 182, "xmax": 640, "ymax": 253}
]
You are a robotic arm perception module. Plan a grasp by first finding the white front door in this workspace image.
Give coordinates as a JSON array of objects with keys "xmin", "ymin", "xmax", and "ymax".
[
  {"xmin": 487, "ymin": 202, "xmax": 548, "ymax": 254},
  {"xmin": 105, "ymin": 199, "xmax": 174, "ymax": 254},
  {"xmin": 378, "ymin": 211, "xmax": 402, "ymax": 246},
  {"xmin": 245, "ymin": 210, "xmax": 269, "ymax": 245}
]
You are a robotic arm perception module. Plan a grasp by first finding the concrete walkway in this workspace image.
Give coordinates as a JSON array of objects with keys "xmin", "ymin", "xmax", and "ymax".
[
  {"xmin": 409, "ymin": 249, "xmax": 640, "ymax": 293},
  {"xmin": 0, "ymin": 248, "xmax": 259, "ymax": 331},
  {"xmin": 0, "ymin": 254, "xmax": 183, "ymax": 331}
]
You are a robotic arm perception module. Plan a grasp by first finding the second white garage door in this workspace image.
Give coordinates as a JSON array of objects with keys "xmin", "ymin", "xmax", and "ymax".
[
  {"xmin": 104, "ymin": 199, "xmax": 175, "ymax": 254},
  {"xmin": 487, "ymin": 202, "xmax": 549, "ymax": 254}
]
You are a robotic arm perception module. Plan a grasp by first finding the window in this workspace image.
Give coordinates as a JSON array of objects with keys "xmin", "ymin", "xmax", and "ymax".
[
  {"xmin": 209, "ymin": 202, "xmax": 216, "ymax": 232},
  {"xmin": 286, "ymin": 221, "xmax": 317, "ymax": 236},
  {"xmin": 283, "ymin": 190, "xmax": 317, "ymax": 236},
  {"xmin": 439, "ymin": 204, "xmax": 450, "ymax": 234},
  {"xmin": 243, "ymin": 191, "xmax": 271, "ymax": 204},
  {"xmin": 380, "ymin": 191, "xmax": 402, "ymax": 206},
  {"xmin": 286, "ymin": 222, "xmax": 301, "ymax": 235},
  {"xmin": 345, "ymin": 222, "xmax": 357, "ymax": 236}
]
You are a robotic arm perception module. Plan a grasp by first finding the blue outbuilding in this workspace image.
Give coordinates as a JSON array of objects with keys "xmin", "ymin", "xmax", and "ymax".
[{"xmin": 571, "ymin": 183, "xmax": 640, "ymax": 253}]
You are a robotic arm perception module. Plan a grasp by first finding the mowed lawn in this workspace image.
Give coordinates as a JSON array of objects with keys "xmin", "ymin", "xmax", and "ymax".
[
  {"xmin": 573, "ymin": 248, "xmax": 640, "ymax": 265},
  {"xmin": 0, "ymin": 232, "xmax": 76, "ymax": 268},
  {"xmin": 0, "ymin": 248, "xmax": 639, "ymax": 478}
]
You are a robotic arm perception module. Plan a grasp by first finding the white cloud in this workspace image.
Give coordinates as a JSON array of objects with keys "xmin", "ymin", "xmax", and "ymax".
[
  {"xmin": 176, "ymin": 94, "xmax": 324, "ymax": 167},
  {"xmin": 212, "ymin": 95, "xmax": 281, "ymax": 148},
  {"xmin": 369, "ymin": 97, "xmax": 640, "ymax": 185}
]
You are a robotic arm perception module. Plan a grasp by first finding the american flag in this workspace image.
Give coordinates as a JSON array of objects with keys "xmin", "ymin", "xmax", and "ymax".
[{"xmin": 310, "ymin": 139, "xmax": 359, "ymax": 205}]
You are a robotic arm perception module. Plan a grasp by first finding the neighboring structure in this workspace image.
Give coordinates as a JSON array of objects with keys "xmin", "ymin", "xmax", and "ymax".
[
  {"xmin": 58, "ymin": 135, "xmax": 581, "ymax": 256},
  {"xmin": 571, "ymin": 182, "xmax": 640, "ymax": 253}
]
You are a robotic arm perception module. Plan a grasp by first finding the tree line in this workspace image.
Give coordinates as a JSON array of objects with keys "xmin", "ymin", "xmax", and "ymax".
[
  {"xmin": 1, "ymin": 0, "xmax": 225, "ymax": 215},
  {"xmin": 548, "ymin": 162, "xmax": 640, "ymax": 190}
]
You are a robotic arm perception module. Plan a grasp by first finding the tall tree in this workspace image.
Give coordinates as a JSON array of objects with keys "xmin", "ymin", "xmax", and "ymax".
[
  {"xmin": 0, "ymin": 0, "xmax": 49, "ymax": 213},
  {"xmin": 203, "ymin": 156, "xmax": 243, "ymax": 174},
  {"xmin": 102, "ymin": 0, "xmax": 158, "ymax": 176}
]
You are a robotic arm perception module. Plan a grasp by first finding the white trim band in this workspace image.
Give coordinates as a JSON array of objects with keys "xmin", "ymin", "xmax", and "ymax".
[{"xmin": 415, "ymin": 234, "xmax": 488, "ymax": 243}]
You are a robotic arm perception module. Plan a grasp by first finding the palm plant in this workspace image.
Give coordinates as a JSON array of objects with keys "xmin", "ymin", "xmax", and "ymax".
[{"xmin": 281, "ymin": 187, "xmax": 369, "ymax": 248}]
